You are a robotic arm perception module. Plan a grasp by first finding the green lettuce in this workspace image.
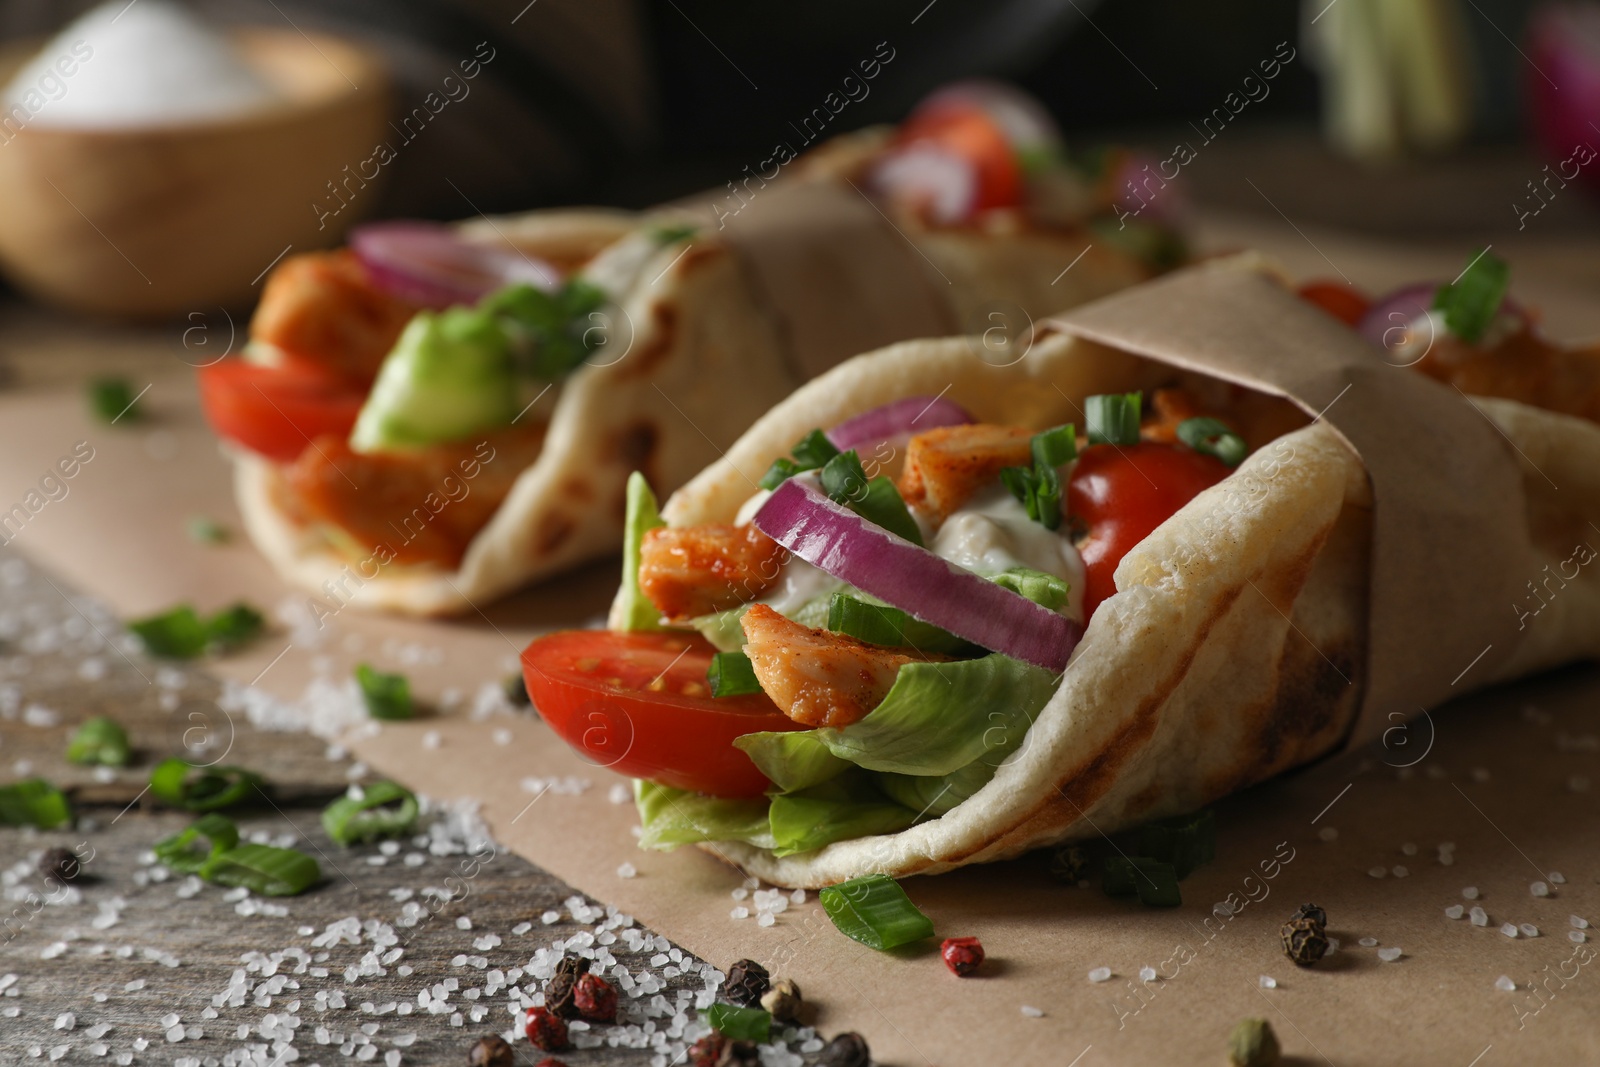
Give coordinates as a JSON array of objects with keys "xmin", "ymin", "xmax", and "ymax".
[
  {"xmin": 616, "ymin": 472, "xmax": 666, "ymax": 632},
  {"xmin": 734, "ymin": 730, "xmax": 851, "ymax": 792},
  {"xmin": 634, "ymin": 780, "xmax": 774, "ymax": 851},
  {"xmin": 990, "ymin": 566, "xmax": 1070, "ymax": 611},
  {"xmin": 817, "ymin": 654, "xmax": 1059, "ymax": 776},
  {"xmin": 768, "ymin": 775, "xmax": 918, "ymax": 857}
]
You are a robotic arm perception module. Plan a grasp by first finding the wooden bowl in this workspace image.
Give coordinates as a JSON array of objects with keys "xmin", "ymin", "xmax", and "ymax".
[{"xmin": 0, "ymin": 29, "xmax": 390, "ymax": 319}]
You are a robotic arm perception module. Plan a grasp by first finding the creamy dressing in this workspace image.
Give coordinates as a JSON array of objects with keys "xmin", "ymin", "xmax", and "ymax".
[{"xmin": 1395, "ymin": 308, "xmax": 1517, "ymax": 362}]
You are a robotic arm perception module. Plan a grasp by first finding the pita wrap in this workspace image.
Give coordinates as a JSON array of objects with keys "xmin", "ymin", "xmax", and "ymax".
[
  {"xmin": 626, "ymin": 258, "xmax": 1600, "ymax": 887},
  {"xmin": 235, "ymin": 168, "xmax": 1155, "ymax": 616}
]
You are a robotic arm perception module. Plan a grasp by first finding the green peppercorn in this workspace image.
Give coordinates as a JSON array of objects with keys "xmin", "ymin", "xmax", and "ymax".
[
  {"xmin": 1227, "ymin": 1018, "xmax": 1280, "ymax": 1067},
  {"xmin": 760, "ymin": 977, "xmax": 806, "ymax": 1024}
]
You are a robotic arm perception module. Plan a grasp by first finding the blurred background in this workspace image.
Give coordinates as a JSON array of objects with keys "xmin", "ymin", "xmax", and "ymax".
[{"xmin": 0, "ymin": 0, "xmax": 1595, "ymax": 328}]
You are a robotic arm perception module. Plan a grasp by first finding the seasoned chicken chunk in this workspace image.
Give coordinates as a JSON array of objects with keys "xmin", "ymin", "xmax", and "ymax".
[
  {"xmin": 897, "ymin": 424, "xmax": 1033, "ymax": 523},
  {"xmin": 638, "ymin": 525, "xmax": 785, "ymax": 621},
  {"xmin": 740, "ymin": 603, "xmax": 930, "ymax": 728}
]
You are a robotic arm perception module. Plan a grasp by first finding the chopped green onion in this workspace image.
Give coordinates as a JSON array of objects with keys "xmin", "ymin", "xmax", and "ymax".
[
  {"xmin": 355, "ymin": 664, "xmax": 413, "ymax": 721},
  {"xmin": 200, "ymin": 842, "xmax": 321, "ymax": 897},
  {"xmin": 129, "ymin": 605, "xmax": 209, "ymax": 658},
  {"xmin": 153, "ymin": 813, "xmax": 240, "ymax": 873},
  {"xmin": 707, "ymin": 651, "xmax": 763, "ymax": 698},
  {"xmin": 1102, "ymin": 856, "xmax": 1182, "ymax": 907},
  {"xmin": 129, "ymin": 602, "xmax": 266, "ymax": 658},
  {"xmin": 988, "ymin": 567, "xmax": 1070, "ymax": 611},
  {"xmin": 1085, "ymin": 392, "xmax": 1142, "ymax": 447},
  {"xmin": 1135, "ymin": 808, "xmax": 1216, "ymax": 879},
  {"xmin": 205, "ymin": 603, "xmax": 265, "ymax": 651},
  {"xmin": 826, "ymin": 592, "xmax": 973, "ymax": 653},
  {"xmin": 759, "ymin": 428, "xmax": 841, "ymax": 489},
  {"xmin": 88, "ymin": 376, "xmax": 141, "ymax": 423},
  {"xmin": 1433, "ymin": 248, "xmax": 1510, "ymax": 344},
  {"xmin": 66, "ymin": 715, "xmax": 131, "ymax": 767},
  {"xmin": 322, "ymin": 781, "xmax": 419, "ymax": 847},
  {"xmin": 149, "ymin": 757, "xmax": 263, "ymax": 812},
  {"xmin": 1176, "ymin": 417, "xmax": 1248, "ymax": 468},
  {"xmin": 820, "ymin": 451, "xmax": 923, "ymax": 545},
  {"xmin": 0, "ymin": 778, "xmax": 72, "ymax": 829},
  {"xmin": 1031, "ymin": 423, "xmax": 1078, "ymax": 468},
  {"xmin": 819, "ymin": 873, "xmax": 935, "ymax": 950},
  {"xmin": 701, "ymin": 1003, "xmax": 771, "ymax": 1042},
  {"xmin": 186, "ymin": 516, "xmax": 230, "ymax": 544},
  {"xmin": 650, "ymin": 223, "xmax": 699, "ymax": 245}
]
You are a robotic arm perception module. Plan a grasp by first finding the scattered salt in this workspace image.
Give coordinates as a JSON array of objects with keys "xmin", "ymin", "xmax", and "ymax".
[
  {"xmin": 1520, "ymin": 923, "xmax": 1540, "ymax": 938},
  {"xmin": 1571, "ymin": 931, "xmax": 1587, "ymax": 944},
  {"xmin": 1531, "ymin": 882, "xmax": 1551, "ymax": 898},
  {"xmin": 1495, "ymin": 975, "xmax": 1516, "ymax": 992},
  {"xmin": 1368, "ymin": 866, "xmax": 1387, "ymax": 879},
  {"xmin": 1392, "ymin": 866, "xmax": 1409, "ymax": 878},
  {"xmin": 1377, "ymin": 947, "xmax": 1402, "ymax": 962},
  {"xmin": 1020, "ymin": 1005, "xmax": 1045, "ymax": 1018},
  {"xmin": 1087, "ymin": 966, "xmax": 1112, "ymax": 983},
  {"xmin": 1463, "ymin": 887, "xmax": 1480, "ymax": 900},
  {"xmin": 1549, "ymin": 871, "xmax": 1566, "ymax": 885},
  {"xmin": 1258, "ymin": 975, "xmax": 1277, "ymax": 989},
  {"xmin": 1318, "ymin": 827, "xmax": 1338, "ymax": 842},
  {"xmin": 1500, "ymin": 923, "xmax": 1519, "ymax": 938},
  {"xmin": 1572, "ymin": 916, "xmax": 1590, "ymax": 929},
  {"xmin": 617, "ymin": 863, "xmax": 637, "ymax": 879},
  {"xmin": 1138, "ymin": 966, "xmax": 1157, "ymax": 982},
  {"xmin": 1444, "ymin": 905, "xmax": 1464, "ymax": 920},
  {"xmin": 1400, "ymin": 842, "xmax": 1417, "ymax": 856}
]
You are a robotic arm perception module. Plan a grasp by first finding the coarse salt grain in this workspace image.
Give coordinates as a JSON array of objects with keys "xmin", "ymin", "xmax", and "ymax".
[
  {"xmin": 1495, "ymin": 975, "xmax": 1516, "ymax": 992},
  {"xmin": 1571, "ymin": 931, "xmax": 1588, "ymax": 944},
  {"xmin": 1358, "ymin": 937, "xmax": 1379, "ymax": 947},
  {"xmin": 1138, "ymin": 967, "xmax": 1157, "ymax": 982},
  {"xmin": 1258, "ymin": 975, "xmax": 1277, "ymax": 989},
  {"xmin": 1392, "ymin": 866, "xmax": 1410, "ymax": 878},
  {"xmin": 1317, "ymin": 826, "xmax": 1338, "ymax": 841},
  {"xmin": 729, "ymin": 907, "xmax": 749, "ymax": 920},
  {"xmin": 1549, "ymin": 871, "xmax": 1566, "ymax": 884},
  {"xmin": 1020, "ymin": 1005, "xmax": 1044, "ymax": 1018},
  {"xmin": 1463, "ymin": 887, "xmax": 1480, "ymax": 900},
  {"xmin": 1532, "ymin": 882, "xmax": 1551, "ymax": 898},
  {"xmin": 1520, "ymin": 924, "xmax": 1539, "ymax": 938},
  {"xmin": 617, "ymin": 863, "xmax": 637, "ymax": 879},
  {"xmin": 1377, "ymin": 947, "xmax": 1402, "ymax": 962},
  {"xmin": 1445, "ymin": 905, "xmax": 1465, "ymax": 919},
  {"xmin": 1368, "ymin": 866, "xmax": 1387, "ymax": 879},
  {"xmin": 1087, "ymin": 967, "xmax": 1112, "ymax": 983},
  {"xmin": 1573, "ymin": 916, "xmax": 1590, "ymax": 929},
  {"xmin": 1401, "ymin": 842, "xmax": 1417, "ymax": 855},
  {"xmin": 1501, "ymin": 923, "xmax": 1519, "ymax": 938}
]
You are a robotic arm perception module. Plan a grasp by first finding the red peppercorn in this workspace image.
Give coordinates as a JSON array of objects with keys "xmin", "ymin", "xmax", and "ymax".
[
  {"xmin": 524, "ymin": 1006, "xmax": 569, "ymax": 1051},
  {"xmin": 573, "ymin": 971, "xmax": 618, "ymax": 1022},
  {"xmin": 688, "ymin": 1032, "xmax": 727, "ymax": 1067},
  {"xmin": 941, "ymin": 936, "xmax": 985, "ymax": 977}
]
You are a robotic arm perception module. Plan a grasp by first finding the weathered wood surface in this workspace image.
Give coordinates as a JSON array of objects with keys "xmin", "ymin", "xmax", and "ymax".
[{"xmin": 0, "ymin": 549, "xmax": 824, "ymax": 1066}]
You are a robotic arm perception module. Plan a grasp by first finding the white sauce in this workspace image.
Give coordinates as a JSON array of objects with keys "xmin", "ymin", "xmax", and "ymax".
[{"xmin": 5, "ymin": 1, "xmax": 281, "ymax": 128}]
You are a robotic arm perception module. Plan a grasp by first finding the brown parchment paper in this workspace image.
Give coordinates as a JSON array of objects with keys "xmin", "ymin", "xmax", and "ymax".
[
  {"xmin": 1049, "ymin": 264, "xmax": 1533, "ymax": 747},
  {"xmin": 5, "ymin": 223, "xmax": 1600, "ymax": 1066}
]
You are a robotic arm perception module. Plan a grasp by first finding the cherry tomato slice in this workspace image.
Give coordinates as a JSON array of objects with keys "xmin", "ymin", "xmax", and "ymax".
[
  {"xmin": 521, "ymin": 630, "xmax": 804, "ymax": 799},
  {"xmin": 897, "ymin": 101, "xmax": 1023, "ymax": 214},
  {"xmin": 1296, "ymin": 280, "xmax": 1372, "ymax": 328},
  {"xmin": 1068, "ymin": 442, "xmax": 1232, "ymax": 617},
  {"xmin": 197, "ymin": 359, "xmax": 366, "ymax": 463}
]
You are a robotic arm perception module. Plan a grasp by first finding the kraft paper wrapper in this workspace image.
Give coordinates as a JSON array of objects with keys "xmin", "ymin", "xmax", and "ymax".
[
  {"xmin": 1049, "ymin": 264, "xmax": 1533, "ymax": 748},
  {"xmin": 6, "ymin": 228, "xmax": 1600, "ymax": 1066},
  {"xmin": 688, "ymin": 180, "xmax": 958, "ymax": 380}
]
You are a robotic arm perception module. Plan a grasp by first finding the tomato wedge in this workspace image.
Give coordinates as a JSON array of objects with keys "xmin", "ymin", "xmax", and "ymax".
[
  {"xmin": 895, "ymin": 102, "xmax": 1023, "ymax": 215},
  {"xmin": 1296, "ymin": 280, "xmax": 1372, "ymax": 328},
  {"xmin": 197, "ymin": 358, "xmax": 366, "ymax": 464},
  {"xmin": 521, "ymin": 630, "xmax": 805, "ymax": 798},
  {"xmin": 1068, "ymin": 442, "xmax": 1232, "ymax": 617}
]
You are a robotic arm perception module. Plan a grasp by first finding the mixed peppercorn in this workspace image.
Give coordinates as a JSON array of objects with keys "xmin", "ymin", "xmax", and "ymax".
[{"xmin": 1280, "ymin": 902, "xmax": 1330, "ymax": 967}]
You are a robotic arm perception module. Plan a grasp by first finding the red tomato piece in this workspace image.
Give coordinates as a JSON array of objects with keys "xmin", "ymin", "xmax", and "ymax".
[
  {"xmin": 1067, "ymin": 443, "xmax": 1232, "ymax": 617},
  {"xmin": 520, "ymin": 630, "xmax": 805, "ymax": 799},
  {"xmin": 897, "ymin": 102, "xmax": 1023, "ymax": 215},
  {"xmin": 197, "ymin": 359, "xmax": 366, "ymax": 464},
  {"xmin": 1296, "ymin": 280, "xmax": 1371, "ymax": 328}
]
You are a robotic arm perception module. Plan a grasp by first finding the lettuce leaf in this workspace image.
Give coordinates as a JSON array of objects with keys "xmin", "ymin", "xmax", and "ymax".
[
  {"xmin": 616, "ymin": 472, "xmax": 666, "ymax": 632},
  {"xmin": 735, "ymin": 730, "xmax": 851, "ymax": 792},
  {"xmin": 817, "ymin": 654, "xmax": 1058, "ymax": 776},
  {"xmin": 990, "ymin": 566, "xmax": 1070, "ymax": 611},
  {"xmin": 768, "ymin": 775, "xmax": 918, "ymax": 857},
  {"xmin": 634, "ymin": 780, "xmax": 774, "ymax": 851}
]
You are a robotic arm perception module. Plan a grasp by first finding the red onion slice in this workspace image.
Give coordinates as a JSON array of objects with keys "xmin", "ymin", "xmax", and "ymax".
[
  {"xmin": 350, "ymin": 221, "xmax": 561, "ymax": 308},
  {"xmin": 825, "ymin": 395, "xmax": 975, "ymax": 455},
  {"xmin": 752, "ymin": 477, "xmax": 1081, "ymax": 672},
  {"xmin": 1358, "ymin": 282, "xmax": 1529, "ymax": 358}
]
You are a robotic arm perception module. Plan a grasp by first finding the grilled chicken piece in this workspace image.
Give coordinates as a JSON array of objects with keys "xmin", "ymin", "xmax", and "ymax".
[
  {"xmin": 638, "ymin": 525, "xmax": 786, "ymax": 621},
  {"xmin": 897, "ymin": 424, "xmax": 1033, "ymax": 523},
  {"xmin": 1416, "ymin": 327, "xmax": 1600, "ymax": 424},
  {"xmin": 740, "ymin": 603, "xmax": 931, "ymax": 728},
  {"xmin": 252, "ymin": 250, "xmax": 419, "ymax": 386}
]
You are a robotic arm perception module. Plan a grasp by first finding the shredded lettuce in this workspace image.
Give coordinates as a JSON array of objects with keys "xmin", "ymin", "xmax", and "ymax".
[
  {"xmin": 616, "ymin": 472, "xmax": 666, "ymax": 632},
  {"xmin": 734, "ymin": 730, "xmax": 851, "ymax": 792},
  {"xmin": 817, "ymin": 654, "xmax": 1059, "ymax": 776},
  {"xmin": 768, "ymin": 775, "xmax": 918, "ymax": 857},
  {"xmin": 634, "ymin": 780, "xmax": 775, "ymax": 851}
]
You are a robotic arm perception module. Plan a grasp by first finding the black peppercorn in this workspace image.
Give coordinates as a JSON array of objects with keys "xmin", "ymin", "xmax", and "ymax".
[
  {"xmin": 723, "ymin": 958, "xmax": 770, "ymax": 1007},
  {"xmin": 39, "ymin": 847, "xmax": 80, "ymax": 885},
  {"xmin": 503, "ymin": 672, "xmax": 531, "ymax": 708},
  {"xmin": 1292, "ymin": 902, "xmax": 1327, "ymax": 928},
  {"xmin": 818, "ymin": 1032, "xmax": 871, "ymax": 1067},
  {"xmin": 545, "ymin": 955, "xmax": 590, "ymax": 1019},
  {"xmin": 468, "ymin": 1034, "xmax": 514, "ymax": 1067},
  {"xmin": 1280, "ymin": 917, "xmax": 1329, "ymax": 966}
]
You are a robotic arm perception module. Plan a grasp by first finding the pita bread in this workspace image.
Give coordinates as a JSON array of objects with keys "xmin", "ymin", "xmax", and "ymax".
[
  {"xmin": 635, "ymin": 302, "xmax": 1600, "ymax": 887},
  {"xmin": 236, "ymin": 179, "xmax": 1156, "ymax": 614}
]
